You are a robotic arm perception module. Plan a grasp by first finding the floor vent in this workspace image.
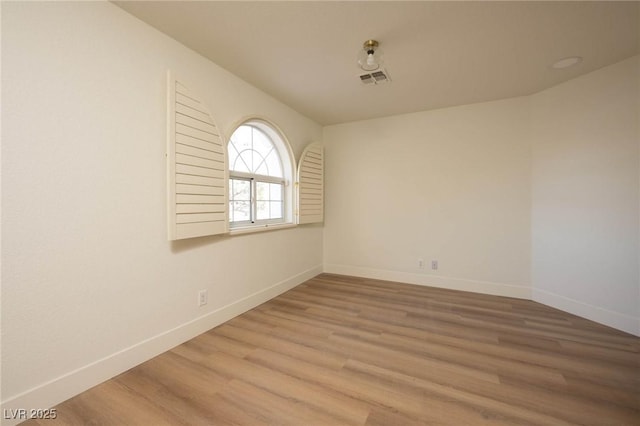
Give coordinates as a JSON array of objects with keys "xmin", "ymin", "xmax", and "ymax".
[{"xmin": 359, "ymin": 69, "xmax": 391, "ymax": 85}]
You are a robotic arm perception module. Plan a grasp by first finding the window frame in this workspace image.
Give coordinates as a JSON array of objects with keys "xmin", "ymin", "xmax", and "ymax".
[{"xmin": 227, "ymin": 119, "xmax": 295, "ymax": 231}]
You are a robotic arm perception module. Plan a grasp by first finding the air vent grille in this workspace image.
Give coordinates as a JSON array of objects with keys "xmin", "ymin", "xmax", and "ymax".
[{"xmin": 358, "ymin": 68, "xmax": 391, "ymax": 85}]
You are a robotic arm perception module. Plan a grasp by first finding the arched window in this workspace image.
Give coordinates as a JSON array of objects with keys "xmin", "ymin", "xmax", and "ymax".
[
  {"xmin": 167, "ymin": 75, "xmax": 323, "ymax": 240},
  {"xmin": 227, "ymin": 120, "xmax": 294, "ymax": 227}
]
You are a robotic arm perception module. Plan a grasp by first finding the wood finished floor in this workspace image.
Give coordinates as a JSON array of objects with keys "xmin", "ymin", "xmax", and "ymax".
[{"xmin": 25, "ymin": 274, "xmax": 640, "ymax": 425}]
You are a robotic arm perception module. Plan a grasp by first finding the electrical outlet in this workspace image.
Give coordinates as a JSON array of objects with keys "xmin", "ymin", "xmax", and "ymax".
[
  {"xmin": 418, "ymin": 258, "xmax": 424, "ymax": 269},
  {"xmin": 431, "ymin": 260, "xmax": 438, "ymax": 270},
  {"xmin": 198, "ymin": 289, "xmax": 208, "ymax": 307}
]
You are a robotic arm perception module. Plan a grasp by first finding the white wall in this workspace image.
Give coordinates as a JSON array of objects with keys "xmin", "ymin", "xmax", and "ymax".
[
  {"xmin": 1, "ymin": 1, "xmax": 323, "ymax": 419},
  {"xmin": 323, "ymin": 97, "xmax": 532, "ymax": 298},
  {"xmin": 2, "ymin": 1, "xmax": 638, "ymax": 420},
  {"xmin": 323, "ymin": 55, "xmax": 640, "ymax": 336},
  {"xmin": 531, "ymin": 56, "xmax": 640, "ymax": 335}
]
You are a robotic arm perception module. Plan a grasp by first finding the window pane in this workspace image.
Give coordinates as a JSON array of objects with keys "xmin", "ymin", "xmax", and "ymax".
[
  {"xmin": 238, "ymin": 150, "xmax": 253, "ymax": 173},
  {"xmin": 251, "ymin": 128, "xmax": 273, "ymax": 158},
  {"xmin": 253, "ymin": 150, "xmax": 269, "ymax": 175},
  {"xmin": 231, "ymin": 179, "xmax": 250, "ymax": 201},
  {"xmin": 264, "ymin": 151, "xmax": 283, "ymax": 178},
  {"xmin": 230, "ymin": 126, "xmax": 252, "ymax": 151},
  {"xmin": 256, "ymin": 201, "xmax": 269, "ymax": 220},
  {"xmin": 270, "ymin": 183, "xmax": 282, "ymax": 201},
  {"xmin": 231, "ymin": 201, "xmax": 250, "ymax": 222},
  {"xmin": 256, "ymin": 181, "xmax": 269, "ymax": 201},
  {"xmin": 229, "ymin": 125, "xmax": 252, "ymax": 172},
  {"xmin": 232, "ymin": 155, "xmax": 250, "ymax": 173},
  {"xmin": 270, "ymin": 201, "xmax": 283, "ymax": 219},
  {"xmin": 228, "ymin": 147, "xmax": 239, "ymax": 172}
]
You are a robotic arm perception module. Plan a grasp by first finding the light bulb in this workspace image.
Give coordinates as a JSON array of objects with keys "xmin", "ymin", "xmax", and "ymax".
[{"xmin": 367, "ymin": 53, "xmax": 376, "ymax": 67}]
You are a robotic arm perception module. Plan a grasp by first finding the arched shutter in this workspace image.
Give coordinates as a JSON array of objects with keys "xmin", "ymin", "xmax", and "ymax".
[
  {"xmin": 167, "ymin": 72, "xmax": 228, "ymax": 240},
  {"xmin": 296, "ymin": 143, "xmax": 324, "ymax": 224}
]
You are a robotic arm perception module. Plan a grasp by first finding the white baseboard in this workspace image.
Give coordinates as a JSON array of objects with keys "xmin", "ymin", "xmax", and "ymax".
[
  {"xmin": 0, "ymin": 265, "xmax": 322, "ymax": 426},
  {"xmin": 322, "ymin": 263, "xmax": 531, "ymax": 300},
  {"xmin": 532, "ymin": 288, "xmax": 640, "ymax": 337}
]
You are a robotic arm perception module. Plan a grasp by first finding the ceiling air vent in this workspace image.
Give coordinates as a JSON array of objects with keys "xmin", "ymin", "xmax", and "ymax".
[{"xmin": 359, "ymin": 69, "xmax": 391, "ymax": 85}]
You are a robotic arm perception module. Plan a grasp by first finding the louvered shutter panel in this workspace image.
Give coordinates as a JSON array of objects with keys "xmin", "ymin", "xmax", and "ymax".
[
  {"xmin": 167, "ymin": 72, "xmax": 228, "ymax": 240},
  {"xmin": 296, "ymin": 143, "xmax": 324, "ymax": 224}
]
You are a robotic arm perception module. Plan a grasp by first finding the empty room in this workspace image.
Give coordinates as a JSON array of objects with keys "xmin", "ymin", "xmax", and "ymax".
[{"xmin": 1, "ymin": 1, "xmax": 639, "ymax": 425}]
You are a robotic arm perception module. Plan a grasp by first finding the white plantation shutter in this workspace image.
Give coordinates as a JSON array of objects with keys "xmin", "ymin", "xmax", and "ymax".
[
  {"xmin": 167, "ymin": 72, "xmax": 228, "ymax": 240},
  {"xmin": 296, "ymin": 143, "xmax": 324, "ymax": 224}
]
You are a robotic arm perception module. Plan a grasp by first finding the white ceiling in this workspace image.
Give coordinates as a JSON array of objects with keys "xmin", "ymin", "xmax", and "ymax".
[{"xmin": 114, "ymin": 1, "xmax": 640, "ymax": 125}]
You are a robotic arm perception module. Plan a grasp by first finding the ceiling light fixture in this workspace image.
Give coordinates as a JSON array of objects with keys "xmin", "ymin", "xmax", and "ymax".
[
  {"xmin": 357, "ymin": 39, "xmax": 383, "ymax": 71},
  {"xmin": 552, "ymin": 56, "xmax": 583, "ymax": 69}
]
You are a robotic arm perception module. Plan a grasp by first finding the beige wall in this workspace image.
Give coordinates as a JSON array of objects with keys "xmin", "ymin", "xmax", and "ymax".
[
  {"xmin": 531, "ymin": 55, "xmax": 639, "ymax": 334},
  {"xmin": 323, "ymin": 97, "xmax": 532, "ymax": 298},
  {"xmin": 1, "ymin": 1, "xmax": 323, "ymax": 417}
]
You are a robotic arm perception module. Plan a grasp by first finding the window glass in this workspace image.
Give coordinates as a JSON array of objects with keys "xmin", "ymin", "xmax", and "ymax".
[
  {"xmin": 227, "ymin": 122, "xmax": 291, "ymax": 227},
  {"xmin": 229, "ymin": 178, "xmax": 251, "ymax": 223}
]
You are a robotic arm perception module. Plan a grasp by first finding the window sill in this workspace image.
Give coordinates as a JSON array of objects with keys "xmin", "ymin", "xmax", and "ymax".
[{"xmin": 228, "ymin": 222, "xmax": 296, "ymax": 236}]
